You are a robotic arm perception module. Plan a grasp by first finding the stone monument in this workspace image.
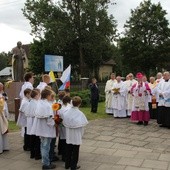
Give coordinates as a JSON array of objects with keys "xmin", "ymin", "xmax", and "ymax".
[{"xmin": 11, "ymin": 41, "xmax": 28, "ymax": 82}]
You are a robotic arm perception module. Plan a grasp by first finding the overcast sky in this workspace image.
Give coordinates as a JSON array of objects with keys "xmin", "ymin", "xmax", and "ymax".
[{"xmin": 0, "ymin": 0, "xmax": 170, "ymax": 52}]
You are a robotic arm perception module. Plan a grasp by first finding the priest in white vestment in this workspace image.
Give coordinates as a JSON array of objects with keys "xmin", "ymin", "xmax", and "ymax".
[
  {"xmin": 105, "ymin": 73, "xmax": 117, "ymax": 114},
  {"xmin": 156, "ymin": 72, "xmax": 164, "ymax": 84},
  {"xmin": 124, "ymin": 73, "xmax": 137, "ymax": 117},
  {"xmin": 112, "ymin": 76, "xmax": 127, "ymax": 118},
  {"xmin": 156, "ymin": 72, "xmax": 170, "ymax": 127}
]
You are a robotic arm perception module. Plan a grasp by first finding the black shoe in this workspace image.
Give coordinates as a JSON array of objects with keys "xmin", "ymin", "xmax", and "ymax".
[
  {"xmin": 51, "ymin": 156, "xmax": 59, "ymax": 162},
  {"xmin": 76, "ymin": 165, "xmax": 81, "ymax": 169},
  {"xmin": 62, "ymin": 157, "xmax": 65, "ymax": 162},
  {"xmin": 137, "ymin": 121, "xmax": 143, "ymax": 125},
  {"xmin": 42, "ymin": 164, "xmax": 56, "ymax": 169},
  {"xmin": 30, "ymin": 155, "xmax": 35, "ymax": 159},
  {"xmin": 159, "ymin": 124, "xmax": 166, "ymax": 127},
  {"xmin": 71, "ymin": 165, "xmax": 81, "ymax": 170},
  {"xmin": 144, "ymin": 121, "xmax": 148, "ymax": 126},
  {"xmin": 23, "ymin": 148, "xmax": 30, "ymax": 151},
  {"xmin": 35, "ymin": 155, "xmax": 42, "ymax": 160},
  {"xmin": 65, "ymin": 166, "xmax": 70, "ymax": 169}
]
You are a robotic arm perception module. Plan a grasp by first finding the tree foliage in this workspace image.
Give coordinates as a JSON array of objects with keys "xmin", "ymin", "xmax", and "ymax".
[
  {"xmin": 23, "ymin": 0, "xmax": 117, "ymax": 78},
  {"xmin": 0, "ymin": 52, "xmax": 9, "ymax": 71},
  {"xmin": 119, "ymin": 0, "xmax": 170, "ymax": 75}
]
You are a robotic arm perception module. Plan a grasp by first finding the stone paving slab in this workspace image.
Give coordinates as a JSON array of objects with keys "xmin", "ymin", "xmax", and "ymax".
[{"xmin": 1, "ymin": 118, "xmax": 170, "ymax": 170}]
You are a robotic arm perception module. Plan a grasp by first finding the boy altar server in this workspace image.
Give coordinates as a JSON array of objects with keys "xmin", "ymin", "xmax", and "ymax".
[
  {"xmin": 37, "ymin": 74, "xmax": 51, "ymax": 92},
  {"xmin": 63, "ymin": 96, "xmax": 88, "ymax": 170},
  {"xmin": 17, "ymin": 88, "xmax": 32, "ymax": 151},
  {"xmin": 58, "ymin": 95, "xmax": 72, "ymax": 161},
  {"xmin": 32, "ymin": 89, "xmax": 56, "ymax": 169},
  {"xmin": 25, "ymin": 89, "xmax": 41, "ymax": 159}
]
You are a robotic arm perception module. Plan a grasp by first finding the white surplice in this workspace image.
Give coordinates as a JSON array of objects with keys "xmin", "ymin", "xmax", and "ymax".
[
  {"xmin": 63, "ymin": 107, "xmax": 88, "ymax": 145},
  {"xmin": 36, "ymin": 82, "xmax": 47, "ymax": 92},
  {"xmin": 157, "ymin": 80, "xmax": 170, "ymax": 107},
  {"xmin": 105, "ymin": 79, "xmax": 117, "ymax": 114},
  {"xmin": 19, "ymin": 82, "xmax": 33, "ymax": 99},
  {"xmin": 58, "ymin": 103, "xmax": 72, "ymax": 139},
  {"xmin": 112, "ymin": 81, "xmax": 127, "ymax": 118},
  {"xmin": 17, "ymin": 97, "xmax": 30, "ymax": 127},
  {"xmin": 25, "ymin": 99, "xmax": 39, "ymax": 135},
  {"xmin": 124, "ymin": 79, "xmax": 137, "ymax": 116},
  {"xmin": 31, "ymin": 99, "xmax": 56, "ymax": 138}
]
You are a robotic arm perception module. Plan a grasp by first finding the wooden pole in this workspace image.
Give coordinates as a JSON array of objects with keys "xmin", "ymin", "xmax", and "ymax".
[{"xmin": 14, "ymin": 98, "xmax": 20, "ymax": 122}]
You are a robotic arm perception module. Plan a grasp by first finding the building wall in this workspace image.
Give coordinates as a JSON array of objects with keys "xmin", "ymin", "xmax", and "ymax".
[{"xmin": 99, "ymin": 65, "xmax": 113, "ymax": 81}]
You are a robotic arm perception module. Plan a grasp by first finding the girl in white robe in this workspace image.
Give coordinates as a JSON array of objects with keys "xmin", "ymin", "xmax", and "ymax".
[{"xmin": 63, "ymin": 96, "xmax": 88, "ymax": 170}]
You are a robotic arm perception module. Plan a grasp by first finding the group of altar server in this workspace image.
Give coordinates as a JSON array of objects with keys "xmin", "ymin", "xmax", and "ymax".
[
  {"xmin": 16, "ymin": 72, "xmax": 88, "ymax": 170},
  {"xmin": 105, "ymin": 71, "xmax": 170, "ymax": 128}
]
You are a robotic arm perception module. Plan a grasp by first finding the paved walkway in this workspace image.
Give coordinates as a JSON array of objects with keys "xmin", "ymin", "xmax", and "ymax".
[{"xmin": 0, "ymin": 117, "xmax": 170, "ymax": 170}]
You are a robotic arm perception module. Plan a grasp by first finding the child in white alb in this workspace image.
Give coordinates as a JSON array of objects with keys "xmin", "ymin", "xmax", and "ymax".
[
  {"xmin": 17, "ymin": 88, "xmax": 31, "ymax": 151},
  {"xmin": 25, "ymin": 88, "xmax": 41, "ymax": 160},
  {"xmin": 63, "ymin": 96, "xmax": 88, "ymax": 170},
  {"xmin": 57, "ymin": 95, "xmax": 72, "ymax": 161},
  {"xmin": 32, "ymin": 89, "xmax": 56, "ymax": 169}
]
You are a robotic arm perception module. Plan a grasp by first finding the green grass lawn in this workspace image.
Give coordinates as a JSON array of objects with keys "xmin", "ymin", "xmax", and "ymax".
[
  {"xmin": 8, "ymin": 102, "xmax": 109, "ymax": 132},
  {"xmin": 8, "ymin": 121, "xmax": 20, "ymax": 132},
  {"xmin": 80, "ymin": 102, "xmax": 109, "ymax": 120}
]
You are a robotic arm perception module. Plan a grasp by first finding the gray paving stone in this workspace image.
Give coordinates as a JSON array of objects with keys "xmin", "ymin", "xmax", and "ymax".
[
  {"xmin": 111, "ymin": 143, "xmax": 133, "ymax": 150},
  {"xmin": 94, "ymin": 135, "xmax": 114, "ymax": 141},
  {"xmin": 96, "ymin": 164, "xmax": 125, "ymax": 170},
  {"xmin": 125, "ymin": 166, "xmax": 152, "ymax": 170},
  {"xmin": 129, "ymin": 140, "xmax": 148, "ymax": 147},
  {"xmin": 80, "ymin": 145, "xmax": 96, "ymax": 153},
  {"xmin": 144, "ymin": 137, "xmax": 165, "ymax": 143},
  {"xmin": 131, "ymin": 147, "xmax": 152, "ymax": 153},
  {"xmin": 135, "ymin": 152, "xmax": 160, "ymax": 160},
  {"xmin": 113, "ymin": 150, "xmax": 137, "ymax": 158},
  {"xmin": 141, "ymin": 160, "xmax": 169, "ymax": 169},
  {"xmin": 92, "ymin": 147, "xmax": 117, "ymax": 155},
  {"xmin": 158, "ymin": 153, "xmax": 170, "ymax": 161},
  {"xmin": 92, "ymin": 141, "xmax": 114, "ymax": 148},
  {"xmin": 112, "ymin": 137, "xmax": 132, "ymax": 144},
  {"xmin": 2, "ymin": 118, "xmax": 170, "ymax": 170},
  {"xmin": 117, "ymin": 157, "xmax": 144, "ymax": 166},
  {"xmin": 93, "ymin": 155, "xmax": 121, "ymax": 164}
]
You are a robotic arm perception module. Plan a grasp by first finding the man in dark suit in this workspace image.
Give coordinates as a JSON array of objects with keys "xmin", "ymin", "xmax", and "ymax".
[{"xmin": 89, "ymin": 78, "xmax": 99, "ymax": 113}]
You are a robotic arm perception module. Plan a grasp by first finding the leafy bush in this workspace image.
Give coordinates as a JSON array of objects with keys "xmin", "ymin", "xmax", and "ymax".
[{"xmin": 70, "ymin": 90, "xmax": 105, "ymax": 107}]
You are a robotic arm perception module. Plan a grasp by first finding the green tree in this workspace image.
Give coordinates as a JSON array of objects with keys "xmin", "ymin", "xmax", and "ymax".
[
  {"xmin": 0, "ymin": 52, "xmax": 9, "ymax": 71},
  {"xmin": 23, "ymin": 0, "xmax": 117, "ymax": 78},
  {"xmin": 119, "ymin": 0, "xmax": 170, "ymax": 75}
]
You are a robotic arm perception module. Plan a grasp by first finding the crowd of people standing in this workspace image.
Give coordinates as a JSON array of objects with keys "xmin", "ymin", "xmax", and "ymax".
[
  {"xmin": 105, "ymin": 71, "xmax": 170, "ymax": 128},
  {"xmin": 0, "ymin": 70, "xmax": 170, "ymax": 170},
  {"xmin": 0, "ymin": 72, "xmax": 88, "ymax": 170}
]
